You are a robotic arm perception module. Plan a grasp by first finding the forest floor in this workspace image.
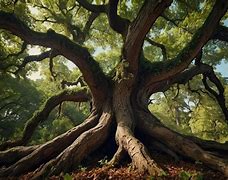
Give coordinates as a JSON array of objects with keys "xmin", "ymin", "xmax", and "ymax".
[{"xmin": 19, "ymin": 152, "xmax": 226, "ymax": 180}]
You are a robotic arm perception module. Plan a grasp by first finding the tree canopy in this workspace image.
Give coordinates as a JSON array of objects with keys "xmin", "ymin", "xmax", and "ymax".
[{"xmin": 0, "ymin": 0, "xmax": 228, "ymax": 178}]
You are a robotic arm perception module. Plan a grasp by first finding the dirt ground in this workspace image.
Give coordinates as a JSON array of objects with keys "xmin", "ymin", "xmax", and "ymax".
[{"xmin": 19, "ymin": 152, "xmax": 226, "ymax": 180}]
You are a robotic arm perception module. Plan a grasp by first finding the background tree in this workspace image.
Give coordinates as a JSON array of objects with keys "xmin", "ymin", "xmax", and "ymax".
[{"xmin": 0, "ymin": 0, "xmax": 228, "ymax": 178}]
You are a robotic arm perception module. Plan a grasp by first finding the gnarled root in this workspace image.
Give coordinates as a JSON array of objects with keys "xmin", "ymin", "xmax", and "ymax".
[
  {"xmin": 109, "ymin": 145, "xmax": 126, "ymax": 166},
  {"xmin": 0, "ymin": 145, "xmax": 39, "ymax": 167},
  {"xmin": 0, "ymin": 112, "xmax": 99, "ymax": 177},
  {"xmin": 138, "ymin": 110, "xmax": 228, "ymax": 177},
  {"xmin": 114, "ymin": 124, "xmax": 164, "ymax": 176},
  {"xmin": 31, "ymin": 109, "xmax": 113, "ymax": 179},
  {"xmin": 112, "ymin": 86, "xmax": 164, "ymax": 176},
  {"xmin": 185, "ymin": 135, "xmax": 228, "ymax": 156}
]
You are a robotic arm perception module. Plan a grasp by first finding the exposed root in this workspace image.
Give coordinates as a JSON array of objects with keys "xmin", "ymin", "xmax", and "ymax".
[
  {"xmin": 138, "ymin": 110, "xmax": 228, "ymax": 177},
  {"xmin": 112, "ymin": 84, "xmax": 164, "ymax": 176},
  {"xmin": 31, "ymin": 109, "xmax": 113, "ymax": 179},
  {"xmin": 108, "ymin": 145, "xmax": 126, "ymax": 166},
  {"xmin": 0, "ymin": 140, "xmax": 25, "ymax": 152},
  {"xmin": 148, "ymin": 140, "xmax": 180, "ymax": 161},
  {"xmin": 115, "ymin": 125, "xmax": 164, "ymax": 176},
  {"xmin": 185, "ymin": 136, "xmax": 228, "ymax": 153},
  {"xmin": 0, "ymin": 112, "xmax": 99, "ymax": 177},
  {"xmin": 0, "ymin": 145, "xmax": 39, "ymax": 167}
]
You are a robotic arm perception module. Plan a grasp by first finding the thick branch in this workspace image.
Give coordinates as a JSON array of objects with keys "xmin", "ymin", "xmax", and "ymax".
[
  {"xmin": 107, "ymin": 0, "xmax": 130, "ymax": 36},
  {"xmin": 0, "ymin": 11, "xmax": 109, "ymax": 102},
  {"xmin": 157, "ymin": 64, "xmax": 213, "ymax": 92},
  {"xmin": 139, "ymin": 64, "xmax": 212, "ymax": 106},
  {"xmin": 143, "ymin": 0, "xmax": 228, "ymax": 87},
  {"xmin": 76, "ymin": 0, "xmax": 129, "ymax": 36},
  {"xmin": 0, "ymin": 89, "xmax": 90, "ymax": 151},
  {"xmin": 76, "ymin": 0, "xmax": 106, "ymax": 13},
  {"xmin": 212, "ymin": 25, "xmax": 228, "ymax": 42},
  {"xmin": 145, "ymin": 37, "xmax": 167, "ymax": 61},
  {"xmin": 15, "ymin": 50, "xmax": 58, "ymax": 73},
  {"xmin": 202, "ymin": 72, "xmax": 228, "ymax": 122},
  {"xmin": 124, "ymin": 0, "xmax": 172, "ymax": 73}
]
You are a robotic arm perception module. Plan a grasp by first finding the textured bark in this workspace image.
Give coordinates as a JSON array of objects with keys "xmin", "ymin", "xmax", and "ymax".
[
  {"xmin": 32, "ymin": 106, "xmax": 113, "ymax": 178},
  {"xmin": 0, "ymin": 0, "xmax": 228, "ymax": 178},
  {"xmin": 111, "ymin": 81, "xmax": 164, "ymax": 176},
  {"xmin": 0, "ymin": 145, "xmax": 39, "ymax": 167},
  {"xmin": 141, "ymin": 0, "xmax": 228, "ymax": 89},
  {"xmin": 115, "ymin": 125, "xmax": 164, "ymax": 176},
  {"xmin": 138, "ymin": 110, "xmax": 228, "ymax": 177},
  {"xmin": 0, "ymin": 113, "xmax": 99, "ymax": 177},
  {"xmin": 1, "ymin": 100, "xmax": 228, "ymax": 178}
]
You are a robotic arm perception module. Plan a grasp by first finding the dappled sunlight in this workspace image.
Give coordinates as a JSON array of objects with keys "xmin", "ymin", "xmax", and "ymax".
[{"xmin": 0, "ymin": 0, "xmax": 228, "ymax": 178}]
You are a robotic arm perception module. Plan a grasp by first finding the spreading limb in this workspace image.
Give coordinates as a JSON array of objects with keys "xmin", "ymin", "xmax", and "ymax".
[{"xmin": 0, "ymin": 89, "xmax": 90, "ymax": 151}]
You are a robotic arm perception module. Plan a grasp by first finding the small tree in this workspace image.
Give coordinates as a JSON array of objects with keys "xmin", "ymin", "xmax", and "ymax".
[{"xmin": 0, "ymin": 0, "xmax": 228, "ymax": 178}]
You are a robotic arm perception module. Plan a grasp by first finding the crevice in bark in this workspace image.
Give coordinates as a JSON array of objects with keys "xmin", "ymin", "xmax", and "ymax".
[
  {"xmin": 136, "ymin": 131, "xmax": 180, "ymax": 162},
  {"xmin": 112, "ymin": 84, "xmax": 164, "ymax": 176},
  {"xmin": 115, "ymin": 125, "xmax": 164, "ymax": 176}
]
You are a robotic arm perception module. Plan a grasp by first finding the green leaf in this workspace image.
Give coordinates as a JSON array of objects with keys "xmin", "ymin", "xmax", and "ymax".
[{"xmin": 63, "ymin": 173, "xmax": 72, "ymax": 180}]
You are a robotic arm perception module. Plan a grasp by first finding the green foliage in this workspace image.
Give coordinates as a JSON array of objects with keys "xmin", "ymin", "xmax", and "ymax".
[
  {"xmin": 0, "ymin": 0, "xmax": 227, "ymax": 146},
  {"xmin": 30, "ymin": 100, "xmax": 88, "ymax": 144},
  {"xmin": 179, "ymin": 171, "xmax": 192, "ymax": 180},
  {"xmin": 179, "ymin": 171, "xmax": 203, "ymax": 180},
  {"xmin": 0, "ymin": 74, "xmax": 42, "ymax": 141},
  {"xmin": 118, "ymin": 0, "xmax": 144, "ymax": 21},
  {"xmin": 98, "ymin": 156, "xmax": 108, "ymax": 166},
  {"xmin": 149, "ymin": 78, "xmax": 228, "ymax": 142},
  {"xmin": 203, "ymin": 41, "xmax": 228, "ymax": 66},
  {"xmin": 63, "ymin": 173, "xmax": 73, "ymax": 180},
  {"xmin": 77, "ymin": 165, "xmax": 87, "ymax": 172}
]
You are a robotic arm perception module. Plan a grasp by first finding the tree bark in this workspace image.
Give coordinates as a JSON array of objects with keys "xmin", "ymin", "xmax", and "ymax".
[
  {"xmin": 137, "ymin": 109, "xmax": 228, "ymax": 177},
  {"xmin": 0, "ymin": 112, "xmax": 99, "ymax": 177},
  {"xmin": 0, "ymin": 0, "xmax": 228, "ymax": 179}
]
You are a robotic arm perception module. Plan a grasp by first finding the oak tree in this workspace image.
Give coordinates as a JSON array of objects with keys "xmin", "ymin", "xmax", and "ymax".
[{"xmin": 0, "ymin": 0, "xmax": 228, "ymax": 178}]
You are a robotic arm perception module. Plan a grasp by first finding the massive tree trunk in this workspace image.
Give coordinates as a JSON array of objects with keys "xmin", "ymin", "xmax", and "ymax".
[
  {"xmin": 0, "ymin": 0, "xmax": 228, "ymax": 179},
  {"xmin": 1, "ymin": 84, "xmax": 228, "ymax": 178}
]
